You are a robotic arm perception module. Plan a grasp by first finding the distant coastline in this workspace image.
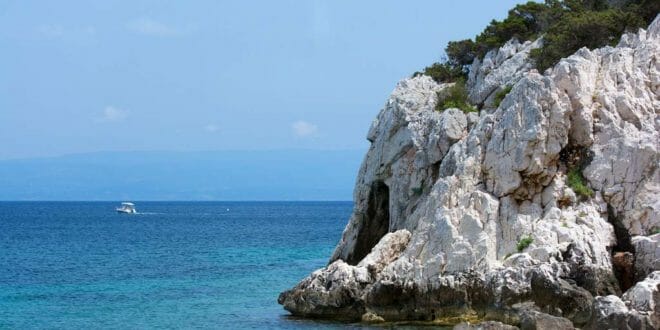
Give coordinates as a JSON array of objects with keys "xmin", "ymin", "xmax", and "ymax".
[{"xmin": 0, "ymin": 149, "xmax": 364, "ymax": 201}]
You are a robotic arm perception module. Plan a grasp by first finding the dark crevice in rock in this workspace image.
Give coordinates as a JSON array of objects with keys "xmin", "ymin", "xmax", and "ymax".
[
  {"xmin": 439, "ymin": 150, "xmax": 457, "ymax": 178},
  {"xmin": 346, "ymin": 180, "xmax": 390, "ymax": 265},
  {"xmin": 607, "ymin": 204, "xmax": 636, "ymax": 292},
  {"xmin": 430, "ymin": 161, "xmax": 441, "ymax": 184},
  {"xmin": 559, "ymin": 145, "xmax": 594, "ymax": 172},
  {"xmin": 608, "ymin": 204, "xmax": 634, "ymax": 253},
  {"xmin": 558, "ymin": 145, "xmax": 596, "ymax": 203}
]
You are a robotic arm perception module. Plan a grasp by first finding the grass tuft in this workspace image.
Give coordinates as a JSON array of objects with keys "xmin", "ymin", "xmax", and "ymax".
[
  {"xmin": 493, "ymin": 85, "xmax": 513, "ymax": 108},
  {"xmin": 567, "ymin": 168, "xmax": 594, "ymax": 198},
  {"xmin": 517, "ymin": 236, "xmax": 533, "ymax": 253}
]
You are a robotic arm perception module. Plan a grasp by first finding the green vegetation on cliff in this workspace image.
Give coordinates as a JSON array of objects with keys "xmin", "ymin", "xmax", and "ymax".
[
  {"xmin": 567, "ymin": 167, "xmax": 594, "ymax": 198},
  {"xmin": 517, "ymin": 236, "xmax": 534, "ymax": 252},
  {"xmin": 435, "ymin": 79, "xmax": 478, "ymax": 113},
  {"xmin": 419, "ymin": 0, "xmax": 657, "ymax": 83},
  {"xmin": 493, "ymin": 86, "xmax": 513, "ymax": 108},
  {"xmin": 530, "ymin": 4, "xmax": 650, "ymax": 70}
]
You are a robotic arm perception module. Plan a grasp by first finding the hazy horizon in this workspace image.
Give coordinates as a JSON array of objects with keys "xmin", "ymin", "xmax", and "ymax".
[{"xmin": 0, "ymin": 149, "xmax": 365, "ymax": 201}]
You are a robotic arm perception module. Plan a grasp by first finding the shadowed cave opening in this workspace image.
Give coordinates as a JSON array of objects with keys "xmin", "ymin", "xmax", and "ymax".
[
  {"xmin": 346, "ymin": 180, "xmax": 390, "ymax": 265},
  {"xmin": 608, "ymin": 205, "xmax": 636, "ymax": 292}
]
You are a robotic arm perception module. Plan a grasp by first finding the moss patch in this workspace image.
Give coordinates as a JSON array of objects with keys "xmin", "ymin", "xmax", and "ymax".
[{"xmin": 517, "ymin": 236, "xmax": 533, "ymax": 252}]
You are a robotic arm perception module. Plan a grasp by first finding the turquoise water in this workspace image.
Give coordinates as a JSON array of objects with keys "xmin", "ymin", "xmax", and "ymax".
[{"xmin": 0, "ymin": 202, "xmax": 372, "ymax": 329}]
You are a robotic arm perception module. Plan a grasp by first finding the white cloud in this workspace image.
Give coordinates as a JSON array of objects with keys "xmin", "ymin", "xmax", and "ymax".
[
  {"xmin": 127, "ymin": 18, "xmax": 181, "ymax": 37},
  {"xmin": 291, "ymin": 120, "xmax": 318, "ymax": 137},
  {"xmin": 96, "ymin": 106, "xmax": 129, "ymax": 123},
  {"xmin": 37, "ymin": 24, "xmax": 65, "ymax": 37},
  {"xmin": 204, "ymin": 124, "xmax": 219, "ymax": 133}
]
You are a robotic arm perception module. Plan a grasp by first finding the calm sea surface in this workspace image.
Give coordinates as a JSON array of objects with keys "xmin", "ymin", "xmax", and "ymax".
[{"xmin": 0, "ymin": 201, "xmax": 377, "ymax": 329}]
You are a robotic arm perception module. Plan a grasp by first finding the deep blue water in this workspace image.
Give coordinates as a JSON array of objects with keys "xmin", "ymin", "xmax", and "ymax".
[{"xmin": 0, "ymin": 201, "xmax": 367, "ymax": 329}]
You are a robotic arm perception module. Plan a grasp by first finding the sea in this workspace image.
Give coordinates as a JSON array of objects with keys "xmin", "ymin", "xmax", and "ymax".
[{"xmin": 0, "ymin": 201, "xmax": 381, "ymax": 329}]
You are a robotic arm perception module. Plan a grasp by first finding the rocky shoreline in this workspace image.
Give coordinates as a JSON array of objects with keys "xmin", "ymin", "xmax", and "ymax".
[{"xmin": 279, "ymin": 15, "xmax": 660, "ymax": 329}]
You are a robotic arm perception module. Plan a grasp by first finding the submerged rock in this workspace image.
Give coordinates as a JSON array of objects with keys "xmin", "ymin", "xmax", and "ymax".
[
  {"xmin": 280, "ymin": 15, "xmax": 660, "ymax": 328},
  {"xmin": 454, "ymin": 321, "xmax": 519, "ymax": 330}
]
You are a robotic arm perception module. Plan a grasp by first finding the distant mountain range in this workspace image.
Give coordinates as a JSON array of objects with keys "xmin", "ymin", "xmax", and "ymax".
[{"xmin": 0, "ymin": 150, "xmax": 365, "ymax": 201}]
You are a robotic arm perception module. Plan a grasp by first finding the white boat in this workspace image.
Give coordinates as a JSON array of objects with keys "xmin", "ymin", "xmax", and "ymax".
[{"xmin": 116, "ymin": 202, "xmax": 136, "ymax": 214}]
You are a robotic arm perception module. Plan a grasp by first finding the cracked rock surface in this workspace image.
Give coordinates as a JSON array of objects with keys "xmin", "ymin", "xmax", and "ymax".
[{"xmin": 279, "ymin": 15, "xmax": 660, "ymax": 328}]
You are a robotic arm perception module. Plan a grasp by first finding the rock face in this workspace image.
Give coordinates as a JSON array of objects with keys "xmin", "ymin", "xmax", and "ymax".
[
  {"xmin": 278, "ymin": 230, "xmax": 412, "ymax": 320},
  {"xmin": 633, "ymin": 234, "xmax": 660, "ymax": 281},
  {"xmin": 279, "ymin": 15, "xmax": 660, "ymax": 328},
  {"xmin": 467, "ymin": 38, "xmax": 541, "ymax": 108}
]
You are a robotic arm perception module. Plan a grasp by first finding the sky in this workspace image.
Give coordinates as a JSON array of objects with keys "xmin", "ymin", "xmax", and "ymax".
[{"xmin": 0, "ymin": 0, "xmax": 527, "ymax": 160}]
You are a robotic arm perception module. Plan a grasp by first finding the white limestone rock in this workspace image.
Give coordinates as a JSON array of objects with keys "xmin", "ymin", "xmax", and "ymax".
[
  {"xmin": 632, "ymin": 234, "xmax": 660, "ymax": 281},
  {"xmin": 587, "ymin": 271, "xmax": 659, "ymax": 330},
  {"xmin": 357, "ymin": 230, "xmax": 412, "ymax": 276},
  {"xmin": 330, "ymin": 76, "xmax": 467, "ymax": 264},
  {"xmin": 483, "ymin": 74, "xmax": 570, "ymax": 199},
  {"xmin": 278, "ymin": 230, "xmax": 411, "ymax": 319},
  {"xmin": 467, "ymin": 38, "xmax": 541, "ymax": 107},
  {"xmin": 577, "ymin": 16, "xmax": 660, "ymax": 236},
  {"xmin": 585, "ymin": 295, "xmax": 654, "ymax": 329},
  {"xmin": 281, "ymin": 15, "xmax": 660, "ymax": 328}
]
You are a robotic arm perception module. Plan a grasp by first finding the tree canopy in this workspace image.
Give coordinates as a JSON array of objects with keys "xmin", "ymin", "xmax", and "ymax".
[{"xmin": 418, "ymin": 0, "xmax": 657, "ymax": 82}]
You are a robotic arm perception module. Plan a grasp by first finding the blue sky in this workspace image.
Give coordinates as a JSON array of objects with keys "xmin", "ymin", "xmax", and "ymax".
[{"xmin": 0, "ymin": 0, "xmax": 526, "ymax": 160}]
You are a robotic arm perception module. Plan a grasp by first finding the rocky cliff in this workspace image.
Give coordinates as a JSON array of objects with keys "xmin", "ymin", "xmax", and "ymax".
[{"xmin": 279, "ymin": 15, "xmax": 660, "ymax": 328}]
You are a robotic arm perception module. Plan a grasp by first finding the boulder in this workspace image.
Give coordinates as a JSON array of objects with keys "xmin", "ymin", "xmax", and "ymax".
[
  {"xmin": 585, "ymin": 295, "xmax": 654, "ymax": 330},
  {"xmin": 632, "ymin": 235, "xmax": 660, "ymax": 281},
  {"xmin": 519, "ymin": 310, "xmax": 574, "ymax": 330},
  {"xmin": 621, "ymin": 271, "xmax": 660, "ymax": 326}
]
